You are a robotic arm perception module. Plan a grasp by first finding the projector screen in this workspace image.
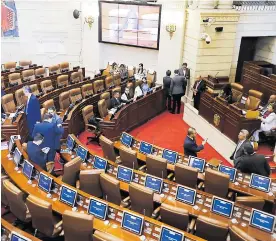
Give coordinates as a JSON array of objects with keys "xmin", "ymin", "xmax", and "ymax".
[{"xmin": 99, "ymin": 1, "xmax": 162, "ymax": 50}]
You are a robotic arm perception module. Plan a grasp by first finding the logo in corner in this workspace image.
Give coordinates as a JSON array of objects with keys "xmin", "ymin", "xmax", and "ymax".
[{"xmin": 213, "ymin": 114, "xmax": 220, "ymax": 127}]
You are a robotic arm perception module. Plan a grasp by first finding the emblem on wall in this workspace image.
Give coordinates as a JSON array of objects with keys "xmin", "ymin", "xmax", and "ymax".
[{"xmin": 213, "ymin": 114, "xmax": 220, "ymax": 127}]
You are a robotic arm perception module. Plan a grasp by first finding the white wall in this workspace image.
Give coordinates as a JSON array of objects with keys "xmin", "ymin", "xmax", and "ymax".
[{"xmin": 254, "ymin": 36, "xmax": 276, "ymax": 64}]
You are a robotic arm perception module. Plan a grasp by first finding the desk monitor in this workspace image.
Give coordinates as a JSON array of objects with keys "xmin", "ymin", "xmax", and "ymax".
[
  {"xmin": 59, "ymin": 185, "xmax": 77, "ymax": 207},
  {"xmin": 76, "ymin": 145, "xmax": 88, "ymax": 161},
  {"xmin": 88, "ymin": 198, "xmax": 108, "ymax": 220},
  {"xmin": 211, "ymin": 196, "xmax": 234, "ymax": 218},
  {"xmin": 22, "ymin": 160, "xmax": 34, "ymax": 180},
  {"xmin": 159, "ymin": 226, "xmax": 184, "ymax": 241},
  {"xmin": 175, "ymin": 185, "xmax": 196, "ymax": 206},
  {"xmin": 139, "ymin": 141, "xmax": 153, "ymax": 155},
  {"xmin": 249, "ymin": 173, "xmax": 271, "ymax": 193},
  {"xmin": 218, "ymin": 165, "xmax": 237, "ymax": 182},
  {"xmin": 121, "ymin": 132, "xmax": 133, "ymax": 147},
  {"xmin": 11, "ymin": 232, "xmax": 31, "ymax": 241},
  {"xmin": 121, "ymin": 211, "xmax": 144, "ymax": 235},
  {"xmin": 188, "ymin": 156, "xmax": 206, "ymax": 173},
  {"xmin": 67, "ymin": 135, "xmax": 75, "ymax": 151},
  {"xmin": 38, "ymin": 172, "xmax": 53, "ymax": 193},
  {"xmin": 144, "ymin": 174, "xmax": 163, "ymax": 193},
  {"xmin": 249, "ymin": 209, "xmax": 276, "ymax": 233},
  {"xmin": 116, "ymin": 165, "xmax": 133, "ymax": 183},
  {"xmin": 162, "ymin": 149, "xmax": 178, "ymax": 164},
  {"xmin": 13, "ymin": 147, "xmax": 22, "ymax": 166},
  {"xmin": 93, "ymin": 156, "xmax": 108, "ymax": 171}
]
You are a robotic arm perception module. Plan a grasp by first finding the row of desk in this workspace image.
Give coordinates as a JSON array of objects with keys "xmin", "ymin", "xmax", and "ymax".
[
  {"xmin": 1, "ymin": 140, "xmax": 205, "ymax": 241},
  {"xmin": 60, "ymin": 135, "xmax": 276, "ymax": 241}
]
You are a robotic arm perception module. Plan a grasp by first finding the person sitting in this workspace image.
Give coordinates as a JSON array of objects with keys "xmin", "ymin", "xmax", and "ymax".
[
  {"xmin": 260, "ymin": 95, "xmax": 276, "ymax": 116},
  {"xmin": 221, "ymin": 83, "xmax": 233, "ymax": 104},
  {"xmin": 253, "ymin": 104, "xmax": 276, "ymax": 142},
  {"xmin": 121, "ymin": 87, "xmax": 133, "ymax": 102},
  {"xmin": 137, "ymin": 63, "xmax": 144, "ymax": 75},
  {"xmin": 134, "ymin": 63, "xmax": 146, "ymax": 80},
  {"xmin": 184, "ymin": 127, "xmax": 207, "ymax": 157},
  {"xmin": 234, "ymin": 143, "xmax": 270, "ymax": 177},
  {"xmin": 119, "ymin": 64, "xmax": 128, "ymax": 80},
  {"xmin": 110, "ymin": 91, "xmax": 127, "ymax": 109},
  {"xmin": 141, "ymin": 77, "xmax": 150, "ymax": 95}
]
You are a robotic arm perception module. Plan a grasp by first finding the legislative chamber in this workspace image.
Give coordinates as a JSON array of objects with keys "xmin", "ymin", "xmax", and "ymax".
[{"xmin": 1, "ymin": 1, "xmax": 276, "ymax": 241}]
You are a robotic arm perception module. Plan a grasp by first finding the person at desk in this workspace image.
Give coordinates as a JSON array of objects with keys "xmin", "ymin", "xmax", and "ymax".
[
  {"xmin": 192, "ymin": 76, "xmax": 206, "ymax": 110},
  {"xmin": 27, "ymin": 133, "xmax": 49, "ymax": 171},
  {"xmin": 110, "ymin": 91, "xmax": 128, "ymax": 109},
  {"xmin": 230, "ymin": 129, "xmax": 251, "ymax": 161},
  {"xmin": 253, "ymin": 104, "xmax": 276, "ymax": 142},
  {"xmin": 260, "ymin": 95, "xmax": 276, "ymax": 116},
  {"xmin": 234, "ymin": 143, "xmax": 270, "ymax": 177},
  {"xmin": 134, "ymin": 63, "xmax": 146, "ymax": 80},
  {"xmin": 163, "ymin": 70, "xmax": 172, "ymax": 111},
  {"xmin": 221, "ymin": 83, "xmax": 233, "ymax": 104},
  {"xmin": 23, "ymin": 85, "xmax": 41, "ymax": 134},
  {"xmin": 184, "ymin": 127, "xmax": 207, "ymax": 157},
  {"xmin": 121, "ymin": 87, "xmax": 133, "ymax": 102}
]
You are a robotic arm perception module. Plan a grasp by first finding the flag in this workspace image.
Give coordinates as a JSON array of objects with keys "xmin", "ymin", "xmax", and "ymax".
[{"xmin": 1, "ymin": 0, "xmax": 19, "ymax": 37}]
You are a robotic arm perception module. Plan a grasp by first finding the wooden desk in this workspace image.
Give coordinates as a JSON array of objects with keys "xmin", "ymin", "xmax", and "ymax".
[
  {"xmin": 100, "ymin": 88, "xmax": 166, "ymax": 141},
  {"xmin": 61, "ymin": 136, "xmax": 276, "ymax": 241},
  {"xmin": 203, "ymin": 75, "xmax": 229, "ymax": 93},
  {"xmin": 1, "ymin": 141, "xmax": 204, "ymax": 241},
  {"xmin": 1, "ymin": 218, "xmax": 42, "ymax": 241}
]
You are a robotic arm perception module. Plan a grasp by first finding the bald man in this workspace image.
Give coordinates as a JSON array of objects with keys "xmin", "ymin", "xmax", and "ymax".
[
  {"xmin": 184, "ymin": 127, "xmax": 206, "ymax": 157},
  {"xmin": 192, "ymin": 76, "xmax": 206, "ymax": 110},
  {"xmin": 261, "ymin": 95, "xmax": 276, "ymax": 116}
]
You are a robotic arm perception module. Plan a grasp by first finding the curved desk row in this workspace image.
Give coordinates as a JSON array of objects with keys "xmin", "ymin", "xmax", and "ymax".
[
  {"xmin": 61, "ymin": 135, "xmax": 276, "ymax": 241},
  {"xmin": 113, "ymin": 135, "xmax": 276, "ymax": 205},
  {"xmin": 1, "ymin": 141, "xmax": 204, "ymax": 241}
]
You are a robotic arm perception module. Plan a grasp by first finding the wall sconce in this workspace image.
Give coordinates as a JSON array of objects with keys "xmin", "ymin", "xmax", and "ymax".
[
  {"xmin": 166, "ymin": 24, "xmax": 176, "ymax": 40},
  {"xmin": 85, "ymin": 16, "xmax": 94, "ymax": 29}
]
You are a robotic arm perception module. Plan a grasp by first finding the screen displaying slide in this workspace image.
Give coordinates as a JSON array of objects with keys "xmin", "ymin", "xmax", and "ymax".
[{"xmin": 99, "ymin": 2, "xmax": 161, "ymax": 49}]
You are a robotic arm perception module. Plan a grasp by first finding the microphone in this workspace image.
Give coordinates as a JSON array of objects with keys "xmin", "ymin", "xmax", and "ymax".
[{"xmin": 215, "ymin": 72, "xmax": 219, "ymax": 82}]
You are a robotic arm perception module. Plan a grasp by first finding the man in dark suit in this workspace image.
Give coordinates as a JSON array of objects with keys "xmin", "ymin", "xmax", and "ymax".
[
  {"xmin": 192, "ymin": 76, "xmax": 206, "ymax": 110},
  {"xmin": 27, "ymin": 133, "xmax": 49, "ymax": 170},
  {"xmin": 230, "ymin": 129, "xmax": 251, "ymax": 162},
  {"xmin": 110, "ymin": 91, "xmax": 128, "ymax": 109},
  {"xmin": 23, "ymin": 86, "xmax": 41, "ymax": 134},
  {"xmin": 179, "ymin": 63, "xmax": 190, "ymax": 94},
  {"xmin": 184, "ymin": 127, "xmax": 207, "ymax": 157},
  {"xmin": 163, "ymin": 70, "xmax": 172, "ymax": 111},
  {"xmin": 170, "ymin": 69, "xmax": 186, "ymax": 114},
  {"xmin": 234, "ymin": 143, "xmax": 270, "ymax": 177}
]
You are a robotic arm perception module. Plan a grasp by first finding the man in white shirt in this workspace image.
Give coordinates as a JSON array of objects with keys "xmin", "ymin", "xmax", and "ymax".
[
  {"xmin": 121, "ymin": 87, "xmax": 133, "ymax": 102},
  {"xmin": 230, "ymin": 129, "xmax": 251, "ymax": 161}
]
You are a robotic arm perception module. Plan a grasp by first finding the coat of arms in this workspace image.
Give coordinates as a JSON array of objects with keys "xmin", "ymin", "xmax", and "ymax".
[{"xmin": 213, "ymin": 114, "xmax": 220, "ymax": 127}]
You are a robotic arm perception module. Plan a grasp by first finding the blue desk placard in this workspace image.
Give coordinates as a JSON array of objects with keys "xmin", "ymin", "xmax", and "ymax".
[
  {"xmin": 175, "ymin": 185, "xmax": 196, "ymax": 206},
  {"xmin": 59, "ymin": 185, "xmax": 77, "ymax": 207},
  {"xmin": 250, "ymin": 209, "xmax": 276, "ymax": 233},
  {"xmin": 188, "ymin": 156, "xmax": 206, "ymax": 173},
  {"xmin": 249, "ymin": 173, "xmax": 271, "ymax": 193},
  {"xmin": 11, "ymin": 232, "xmax": 31, "ymax": 241},
  {"xmin": 162, "ymin": 149, "xmax": 178, "ymax": 164},
  {"xmin": 159, "ymin": 226, "xmax": 184, "ymax": 241},
  {"xmin": 93, "ymin": 156, "xmax": 108, "ymax": 171},
  {"xmin": 121, "ymin": 132, "xmax": 133, "ymax": 147},
  {"xmin": 76, "ymin": 145, "xmax": 88, "ymax": 161},
  {"xmin": 13, "ymin": 147, "xmax": 22, "ymax": 166},
  {"xmin": 22, "ymin": 160, "xmax": 34, "ymax": 180},
  {"xmin": 88, "ymin": 198, "xmax": 108, "ymax": 220},
  {"xmin": 38, "ymin": 172, "xmax": 53, "ymax": 193},
  {"xmin": 139, "ymin": 141, "xmax": 153, "ymax": 155},
  {"xmin": 218, "ymin": 165, "xmax": 237, "ymax": 182},
  {"xmin": 144, "ymin": 175, "xmax": 163, "ymax": 193},
  {"xmin": 67, "ymin": 135, "xmax": 75, "ymax": 151},
  {"xmin": 116, "ymin": 165, "xmax": 133, "ymax": 183},
  {"xmin": 211, "ymin": 196, "xmax": 234, "ymax": 218},
  {"xmin": 121, "ymin": 211, "xmax": 144, "ymax": 235}
]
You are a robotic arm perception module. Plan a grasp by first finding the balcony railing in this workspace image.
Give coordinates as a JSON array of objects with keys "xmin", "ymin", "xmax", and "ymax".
[{"xmin": 233, "ymin": 1, "xmax": 276, "ymax": 10}]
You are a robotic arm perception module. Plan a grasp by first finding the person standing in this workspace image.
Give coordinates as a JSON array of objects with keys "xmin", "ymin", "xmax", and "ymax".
[
  {"xmin": 192, "ymin": 76, "xmax": 206, "ymax": 110},
  {"xmin": 170, "ymin": 69, "xmax": 186, "ymax": 114},
  {"xmin": 178, "ymin": 63, "xmax": 190, "ymax": 94},
  {"xmin": 230, "ymin": 129, "xmax": 251, "ymax": 162},
  {"xmin": 184, "ymin": 127, "xmax": 207, "ymax": 157},
  {"xmin": 163, "ymin": 70, "xmax": 172, "ymax": 111},
  {"xmin": 23, "ymin": 86, "xmax": 41, "ymax": 135}
]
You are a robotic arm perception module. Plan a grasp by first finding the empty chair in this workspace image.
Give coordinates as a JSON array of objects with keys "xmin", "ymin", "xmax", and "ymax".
[
  {"xmin": 30, "ymin": 84, "xmax": 42, "ymax": 97},
  {"xmin": 93, "ymin": 79, "xmax": 105, "ymax": 93},
  {"xmin": 79, "ymin": 169, "xmax": 103, "ymax": 197},
  {"xmin": 146, "ymin": 154, "xmax": 167, "ymax": 178},
  {"xmin": 147, "ymin": 69, "xmax": 156, "ymax": 87},
  {"xmin": 113, "ymin": 73, "xmax": 121, "ymax": 86},
  {"xmin": 105, "ymin": 76, "xmax": 114, "ymax": 89},
  {"xmin": 128, "ymin": 65, "xmax": 136, "ymax": 78},
  {"xmin": 41, "ymin": 79, "xmax": 54, "ymax": 94},
  {"xmin": 22, "ymin": 69, "xmax": 35, "ymax": 82},
  {"xmin": 100, "ymin": 173, "xmax": 128, "ymax": 207},
  {"xmin": 160, "ymin": 203, "xmax": 190, "ymax": 231},
  {"xmin": 57, "ymin": 75, "xmax": 69, "ymax": 88},
  {"xmin": 4, "ymin": 62, "xmax": 16, "ymax": 70},
  {"xmin": 63, "ymin": 210, "xmax": 93, "ymax": 241},
  {"xmin": 82, "ymin": 105, "xmax": 100, "ymax": 144},
  {"xmin": 8, "ymin": 73, "xmax": 22, "ymax": 86},
  {"xmin": 60, "ymin": 62, "xmax": 69, "ymax": 72},
  {"xmin": 26, "ymin": 195, "xmax": 63, "ymax": 237},
  {"xmin": 69, "ymin": 88, "xmax": 82, "ymax": 104},
  {"xmin": 100, "ymin": 92, "xmax": 111, "ymax": 109},
  {"xmin": 3, "ymin": 179, "xmax": 31, "ymax": 223},
  {"xmin": 112, "ymin": 86, "xmax": 121, "ymax": 95},
  {"xmin": 230, "ymin": 83, "xmax": 243, "ymax": 103},
  {"xmin": 174, "ymin": 163, "xmax": 198, "ymax": 188},
  {"xmin": 1, "ymin": 175, "xmax": 9, "ymax": 208},
  {"xmin": 204, "ymin": 168, "xmax": 230, "ymax": 198},
  {"xmin": 1, "ymin": 94, "xmax": 16, "ymax": 113},
  {"xmin": 98, "ymin": 99, "xmax": 108, "ymax": 118},
  {"xmin": 62, "ymin": 157, "xmax": 82, "ymax": 187},
  {"xmin": 245, "ymin": 89, "xmax": 263, "ymax": 110},
  {"xmin": 71, "ymin": 71, "xmax": 82, "ymax": 84},
  {"xmin": 236, "ymin": 196, "xmax": 265, "ymax": 210},
  {"xmin": 59, "ymin": 91, "xmax": 70, "ymax": 111},
  {"xmin": 42, "ymin": 99, "xmax": 55, "ymax": 111},
  {"xmin": 81, "ymin": 83, "xmax": 94, "ymax": 99},
  {"xmin": 35, "ymin": 67, "xmax": 46, "ymax": 78},
  {"xmin": 15, "ymin": 88, "xmax": 26, "ymax": 106},
  {"xmin": 19, "ymin": 60, "xmax": 32, "ymax": 67},
  {"xmin": 229, "ymin": 226, "xmax": 257, "ymax": 241},
  {"xmin": 49, "ymin": 64, "xmax": 60, "ymax": 75},
  {"xmin": 99, "ymin": 135, "xmax": 117, "ymax": 162},
  {"xmin": 93, "ymin": 230, "xmax": 124, "ymax": 241},
  {"xmin": 119, "ymin": 146, "xmax": 139, "ymax": 169}
]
